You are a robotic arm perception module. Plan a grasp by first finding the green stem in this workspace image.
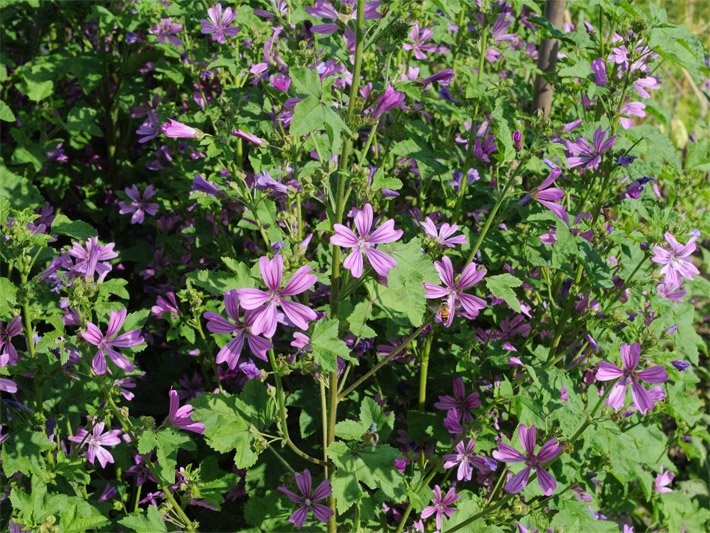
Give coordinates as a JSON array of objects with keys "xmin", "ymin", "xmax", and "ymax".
[
  {"xmin": 107, "ymin": 396, "xmax": 196, "ymax": 531},
  {"xmin": 394, "ymin": 466, "xmax": 440, "ymax": 533},
  {"xmin": 338, "ymin": 322, "xmax": 430, "ymax": 401},
  {"xmin": 418, "ymin": 335, "xmax": 433, "ymax": 411},
  {"xmin": 268, "ymin": 350, "xmax": 327, "ymax": 466},
  {"xmin": 465, "ymin": 170, "xmax": 517, "ymax": 265}
]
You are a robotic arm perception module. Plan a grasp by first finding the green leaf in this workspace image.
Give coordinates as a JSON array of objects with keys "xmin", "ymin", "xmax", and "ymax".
[
  {"xmin": 0, "ymin": 277, "xmax": 18, "ymax": 316},
  {"xmin": 290, "ymin": 66, "xmax": 323, "ymax": 98},
  {"xmin": 2, "ymin": 428, "xmax": 52, "ymax": 477},
  {"xmin": 191, "ymin": 394, "xmax": 252, "ymax": 454},
  {"xmin": 290, "ymin": 95, "xmax": 326, "ymax": 137},
  {"xmin": 138, "ymin": 428, "xmax": 196, "ymax": 484},
  {"xmin": 0, "ymin": 99, "xmax": 15, "ymax": 122},
  {"xmin": 558, "ymin": 59, "xmax": 592, "ymax": 78},
  {"xmin": 51, "ymin": 214, "xmax": 97, "ymax": 240},
  {"xmin": 359, "ymin": 397, "xmax": 394, "ymax": 442},
  {"xmin": 485, "ymin": 273, "xmax": 522, "ymax": 312},
  {"xmin": 310, "ymin": 319, "xmax": 354, "ymax": 372},
  {"xmin": 345, "ymin": 299, "xmax": 377, "ymax": 339},
  {"xmin": 367, "ymin": 238, "xmax": 437, "ymax": 326},
  {"xmin": 66, "ymin": 106, "xmax": 103, "ymax": 138},
  {"xmin": 0, "ymin": 165, "xmax": 44, "ymax": 208},
  {"xmin": 118, "ymin": 506, "xmax": 168, "ymax": 532}
]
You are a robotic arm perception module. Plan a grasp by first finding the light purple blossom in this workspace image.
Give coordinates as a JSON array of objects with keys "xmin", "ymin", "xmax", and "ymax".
[
  {"xmin": 619, "ymin": 101, "xmax": 646, "ymax": 129},
  {"xmin": 193, "ymin": 174, "xmax": 220, "ymax": 196},
  {"xmin": 443, "ymin": 439, "xmax": 497, "ymax": 481},
  {"xmin": 278, "ymin": 469, "xmax": 333, "ymax": 529},
  {"xmin": 235, "ymin": 255, "xmax": 317, "ymax": 338},
  {"xmin": 492, "ymin": 424, "xmax": 563, "ymax": 496},
  {"xmin": 118, "ymin": 185, "xmax": 159, "ymax": 224},
  {"xmin": 330, "ymin": 203, "xmax": 403, "ymax": 279},
  {"xmin": 633, "ymin": 77, "xmax": 660, "ymax": 99},
  {"xmin": 654, "ymin": 465, "xmax": 674, "ymax": 493},
  {"xmin": 595, "ymin": 342, "xmax": 669, "ymax": 414},
  {"xmin": 424, "ymin": 256, "xmax": 487, "ymax": 327},
  {"xmin": 162, "ymin": 119, "xmax": 198, "ymax": 139},
  {"xmin": 564, "ymin": 127, "xmax": 616, "ymax": 171},
  {"xmin": 69, "ymin": 237, "xmax": 118, "ymax": 281},
  {"xmin": 0, "ymin": 316, "xmax": 23, "ymax": 367},
  {"xmin": 149, "ymin": 18, "xmax": 184, "ymax": 46},
  {"xmin": 201, "ymin": 4, "xmax": 239, "ymax": 43},
  {"xmin": 651, "ymin": 231, "xmax": 699, "ymax": 287},
  {"xmin": 204, "ymin": 290, "xmax": 273, "ymax": 369},
  {"xmin": 167, "ymin": 388, "xmax": 205, "ymax": 434},
  {"xmin": 420, "ymin": 217, "xmax": 468, "ymax": 248},
  {"xmin": 81, "ymin": 309, "xmax": 144, "ymax": 375},
  {"xmin": 152, "ymin": 292, "xmax": 179, "ymax": 318},
  {"xmin": 421, "ymin": 485, "xmax": 460, "ymax": 531},
  {"xmin": 0, "ymin": 377, "xmax": 17, "ymax": 393},
  {"xmin": 68, "ymin": 422, "xmax": 122, "ymax": 468}
]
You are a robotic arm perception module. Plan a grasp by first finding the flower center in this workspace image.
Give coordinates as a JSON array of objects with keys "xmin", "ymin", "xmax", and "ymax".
[{"xmin": 304, "ymin": 498, "xmax": 312, "ymax": 506}]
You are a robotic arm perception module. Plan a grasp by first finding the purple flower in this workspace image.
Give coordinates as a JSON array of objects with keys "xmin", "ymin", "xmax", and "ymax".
[
  {"xmin": 492, "ymin": 424, "xmax": 563, "ymax": 496},
  {"xmin": 443, "ymin": 439, "xmax": 497, "ymax": 481},
  {"xmin": 590, "ymin": 58, "xmax": 607, "ymax": 86},
  {"xmin": 513, "ymin": 130, "xmax": 523, "ymax": 151},
  {"xmin": 118, "ymin": 185, "xmax": 158, "ymax": 224},
  {"xmin": 192, "ymin": 174, "xmax": 220, "ymax": 196},
  {"xmin": 81, "ymin": 309, "xmax": 144, "ymax": 375},
  {"xmin": 595, "ymin": 342, "xmax": 669, "ymax": 414},
  {"xmin": 278, "ymin": 469, "xmax": 333, "ymax": 529},
  {"xmin": 69, "ymin": 237, "xmax": 118, "ymax": 281},
  {"xmin": 68, "ymin": 422, "xmax": 122, "ymax": 468},
  {"xmin": 0, "ymin": 377, "xmax": 17, "ymax": 393},
  {"xmin": 305, "ymin": 1, "xmax": 339, "ymax": 34},
  {"xmin": 424, "ymin": 256, "xmax": 487, "ymax": 327},
  {"xmin": 670, "ymin": 360, "xmax": 690, "ymax": 371},
  {"xmin": 420, "ymin": 217, "xmax": 468, "ymax": 248},
  {"xmin": 204, "ymin": 290, "xmax": 273, "ymax": 368},
  {"xmin": 421, "ymin": 68, "xmax": 454, "ymax": 87},
  {"xmin": 403, "ymin": 23, "xmax": 436, "ymax": 59},
  {"xmin": 434, "ymin": 377, "xmax": 480, "ymax": 422},
  {"xmin": 235, "ymin": 255, "xmax": 317, "ymax": 338},
  {"xmin": 619, "ymin": 101, "xmax": 646, "ymax": 129},
  {"xmin": 651, "ymin": 231, "xmax": 699, "ymax": 287},
  {"xmin": 371, "ymin": 85, "xmax": 405, "ymax": 119},
  {"xmin": 167, "ymin": 388, "xmax": 205, "ymax": 434},
  {"xmin": 232, "ymin": 129, "xmax": 266, "ymax": 146},
  {"xmin": 519, "ymin": 167, "xmax": 568, "ymax": 223},
  {"xmin": 564, "ymin": 127, "xmax": 616, "ymax": 171},
  {"xmin": 330, "ymin": 203, "xmax": 403, "ymax": 279},
  {"xmin": 0, "ymin": 316, "xmax": 23, "ymax": 367},
  {"xmin": 136, "ymin": 110, "xmax": 160, "ymax": 143},
  {"xmin": 654, "ymin": 465, "xmax": 674, "ymax": 493},
  {"xmin": 162, "ymin": 119, "xmax": 198, "ymax": 139},
  {"xmin": 201, "ymin": 3, "xmax": 239, "ymax": 44},
  {"xmin": 633, "ymin": 77, "xmax": 660, "ymax": 99},
  {"xmin": 421, "ymin": 485, "xmax": 460, "ymax": 531},
  {"xmin": 151, "ymin": 292, "xmax": 179, "ymax": 318},
  {"xmin": 149, "ymin": 18, "xmax": 184, "ymax": 46}
]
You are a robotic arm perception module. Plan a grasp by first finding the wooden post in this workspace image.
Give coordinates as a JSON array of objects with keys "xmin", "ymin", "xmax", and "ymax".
[{"xmin": 532, "ymin": 0, "xmax": 566, "ymax": 116}]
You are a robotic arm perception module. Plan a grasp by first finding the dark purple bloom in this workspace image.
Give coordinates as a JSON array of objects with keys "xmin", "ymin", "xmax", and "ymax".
[
  {"xmin": 118, "ymin": 185, "xmax": 159, "ymax": 224},
  {"xmin": 403, "ymin": 23, "xmax": 436, "ymax": 59},
  {"xmin": 590, "ymin": 58, "xmax": 607, "ymax": 86},
  {"xmin": 564, "ymin": 127, "xmax": 616, "ymax": 171},
  {"xmin": 69, "ymin": 237, "xmax": 118, "ymax": 281},
  {"xmin": 519, "ymin": 167, "xmax": 568, "ymax": 223},
  {"xmin": 278, "ymin": 469, "xmax": 333, "ymax": 529},
  {"xmin": 167, "ymin": 388, "xmax": 205, "ymax": 434},
  {"xmin": 0, "ymin": 316, "xmax": 23, "ymax": 367},
  {"xmin": 434, "ymin": 377, "xmax": 480, "ymax": 421},
  {"xmin": 371, "ymin": 85, "xmax": 405, "ymax": 119},
  {"xmin": 671, "ymin": 360, "xmax": 690, "ymax": 371},
  {"xmin": 443, "ymin": 439, "xmax": 497, "ymax": 481},
  {"xmin": 149, "ymin": 18, "xmax": 184, "ymax": 46},
  {"xmin": 136, "ymin": 111, "xmax": 160, "ymax": 143},
  {"xmin": 492, "ymin": 424, "xmax": 563, "ymax": 496}
]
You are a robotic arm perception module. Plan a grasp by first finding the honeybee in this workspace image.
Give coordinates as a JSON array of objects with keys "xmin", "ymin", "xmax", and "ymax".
[{"xmin": 438, "ymin": 300, "xmax": 450, "ymax": 323}]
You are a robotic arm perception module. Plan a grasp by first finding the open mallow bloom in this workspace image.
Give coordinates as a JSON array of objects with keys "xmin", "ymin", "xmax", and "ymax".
[
  {"xmin": 424, "ymin": 256, "xmax": 487, "ymax": 327},
  {"xmin": 278, "ymin": 469, "xmax": 333, "ymax": 529},
  {"xmin": 82, "ymin": 309, "xmax": 144, "ymax": 375}
]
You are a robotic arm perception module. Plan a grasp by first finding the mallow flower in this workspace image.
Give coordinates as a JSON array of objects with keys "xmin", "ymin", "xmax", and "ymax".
[
  {"xmin": 69, "ymin": 237, "xmax": 117, "ymax": 281},
  {"xmin": 203, "ymin": 290, "xmax": 273, "ymax": 369},
  {"xmin": 200, "ymin": 3, "xmax": 239, "ymax": 43},
  {"xmin": 443, "ymin": 439, "xmax": 498, "ymax": 481},
  {"xmin": 167, "ymin": 388, "xmax": 205, "ymax": 434},
  {"xmin": 118, "ymin": 185, "xmax": 159, "ymax": 224},
  {"xmin": 68, "ymin": 422, "xmax": 122, "ymax": 468},
  {"xmin": 424, "ymin": 256, "xmax": 487, "ymax": 327},
  {"xmin": 564, "ymin": 126, "xmax": 616, "ymax": 171},
  {"xmin": 421, "ymin": 485, "xmax": 460, "ymax": 531},
  {"xmin": 492, "ymin": 424, "xmax": 563, "ymax": 496},
  {"xmin": 278, "ymin": 469, "xmax": 333, "ymax": 528},
  {"xmin": 420, "ymin": 217, "xmax": 468, "ymax": 248},
  {"xmin": 81, "ymin": 309, "xmax": 144, "ymax": 375},
  {"xmin": 330, "ymin": 203, "xmax": 403, "ymax": 279},
  {"xmin": 0, "ymin": 316, "xmax": 23, "ymax": 367},
  {"xmin": 651, "ymin": 231, "xmax": 699, "ymax": 287},
  {"xmin": 519, "ymin": 166, "xmax": 568, "ymax": 224},
  {"xmin": 235, "ymin": 255, "xmax": 317, "ymax": 338},
  {"xmin": 595, "ymin": 342, "xmax": 668, "ymax": 414}
]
